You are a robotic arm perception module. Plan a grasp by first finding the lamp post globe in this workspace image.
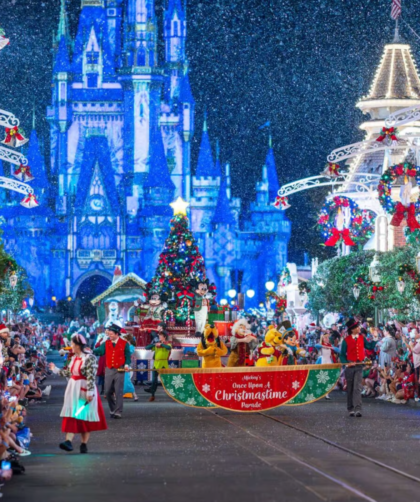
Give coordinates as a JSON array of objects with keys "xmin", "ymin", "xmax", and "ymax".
[{"xmin": 265, "ymin": 281, "xmax": 275, "ymax": 292}]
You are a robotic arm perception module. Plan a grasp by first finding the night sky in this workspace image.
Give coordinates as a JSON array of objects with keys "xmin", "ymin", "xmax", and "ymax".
[{"xmin": 0, "ymin": 0, "xmax": 419, "ymax": 263}]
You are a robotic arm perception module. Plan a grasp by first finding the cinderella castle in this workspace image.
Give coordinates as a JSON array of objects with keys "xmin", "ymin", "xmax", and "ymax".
[{"xmin": 0, "ymin": 0, "xmax": 291, "ymax": 312}]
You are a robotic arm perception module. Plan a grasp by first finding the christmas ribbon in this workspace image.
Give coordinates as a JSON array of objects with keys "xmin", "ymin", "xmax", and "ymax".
[
  {"xmin": 390, "ymin": 202, "xmax": 420, "ymax": 232},
  {"xmin": 324, "ymin": 228, "xmax": 355, "ymax": 247},
  {"xmin": 4, "ymin": 126, "xmax": 25, "ymax": 145},
  {"xmin": 376, "ymin": 127, "xmax": 398, "ymax": 144}
]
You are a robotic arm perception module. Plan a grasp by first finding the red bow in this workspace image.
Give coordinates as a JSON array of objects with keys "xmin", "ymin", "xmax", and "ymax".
[
  {"xmin": 13, "ymin": 164, "xmax": 34, "ymax": 182},
  {"xmin": 324, "ymin": 228, "xmax": 355, "ymax": 247},
  {"xmin": 376, "ymin": 127, "xmax": 398, "ymax": 143},
  {"xmin": 390, "ymin": 203, "xmax": 420, "ymax": 232},
  {"xmin": 176, "ymin": 289, "xmax": 194, "ymax": 301},
  {"xmin": 4, "ymin": 126, "xmax": 26, "ymax": 145}
]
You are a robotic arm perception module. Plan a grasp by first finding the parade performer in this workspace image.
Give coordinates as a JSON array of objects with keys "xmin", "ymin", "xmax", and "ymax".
[
  {"xmin": 340, "ymin": 318, "xmax": 366, "ymax": 417},
  {"xmin": 144, "ymin": 330, "xmax": 172, "ymax": 402},
  {"xmin": 193, "ymin": 278, "xmax": 213, "ymax": 334},
  {"xmin": 227, "ymin": 318, "xmax": 258, "ymax": 367},
  {"xmin": 121, "ymin": 330, "xmax": 138, "ymax": 401},
  {"xmin": 196, "ymin": 323, "xmax": 228, "ymax": 368},
  {"xmin": 93, "ymin": 322, "xmax": 131, "ymax": 419},
  {"xmin": 49, "ymin": 334, "xmax": 107, "ymax": 454},
  {"xmin": 315, "ymin": 332, "xmax": 340, "ymax": 399},
  {"xmin": 94, "ymin": 328, "xmax": 107, "ymax": 395},
  {"xmin": 279, "ymin": 321, "xmax": 306, "ymax": 365},
  {"xmin": 140, "ymin": 292, "xmax": 167, "ymax": 343},
  {"xmin": 255, "ymin": 326, "xmax": 282, "ymax": 367}
]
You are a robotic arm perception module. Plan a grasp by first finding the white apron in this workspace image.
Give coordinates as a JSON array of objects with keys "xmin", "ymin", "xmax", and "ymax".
[{"xmin": 60, "ymin": 355, "xmax": 100, "ymax": 422}]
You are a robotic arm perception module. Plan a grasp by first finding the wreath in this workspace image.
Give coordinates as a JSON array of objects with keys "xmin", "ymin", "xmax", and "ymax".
[
  {"xmin": 265, "ymin": 291, "xmax": 287, "ymax": 313},
  {"xmin": 377, "ymin": 162, "xmax": 420, "ymax": 232},
  {"xmin": 317, "ymin": 196, "xmax": 358, "ymax": 247},
  {"xmin": 350, "ymin": 210, "xmax": 376, "ymax": 244}
]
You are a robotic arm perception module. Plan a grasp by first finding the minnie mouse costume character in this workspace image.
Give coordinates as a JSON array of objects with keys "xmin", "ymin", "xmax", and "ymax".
[{"xmin": 140, "ymin": 291, "xmax": 168, "ymax": 343}]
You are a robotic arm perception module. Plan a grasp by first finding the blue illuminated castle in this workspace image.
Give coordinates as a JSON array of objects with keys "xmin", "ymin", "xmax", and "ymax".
[{"xmin": 1, "ymin": 0, "xmax": 290, "ymax": 310}]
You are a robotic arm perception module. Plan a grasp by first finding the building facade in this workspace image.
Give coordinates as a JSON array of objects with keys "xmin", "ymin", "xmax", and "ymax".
[{"xmin": 1, "ymin": 0, "xmax": 290, "ymax": 310}]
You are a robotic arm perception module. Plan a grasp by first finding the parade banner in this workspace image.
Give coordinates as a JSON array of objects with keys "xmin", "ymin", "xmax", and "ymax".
[
  {"xmin": 193, "ymin": 367, "xmax": 309, "ymax": 411},
  {"xmin": 285, "ymin": 367, "xmax": 341, "ymax": 405},
  {"xmin": 160, "ymin": 365, "xmax": 346, "ymax": 412},
  {"xmin": 160, "ymin": 373, "xmax": 216, "ymax": 408}
]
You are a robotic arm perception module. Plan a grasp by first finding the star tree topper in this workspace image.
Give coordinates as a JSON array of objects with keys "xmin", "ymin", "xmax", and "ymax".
[{"xmin": 170, "ymin": 197, "xmax": 189, "ymax": 216}]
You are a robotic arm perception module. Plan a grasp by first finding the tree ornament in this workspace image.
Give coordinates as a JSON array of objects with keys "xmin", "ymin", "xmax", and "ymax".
[{"xmin": 2, "ymin": 126, "xmax": 28, "ymax": 148}]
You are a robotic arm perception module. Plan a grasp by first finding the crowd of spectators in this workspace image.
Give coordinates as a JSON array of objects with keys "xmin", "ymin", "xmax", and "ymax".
[{"xmin": 245, "ymin": 313, "xmax": 420, "ymax": 405}]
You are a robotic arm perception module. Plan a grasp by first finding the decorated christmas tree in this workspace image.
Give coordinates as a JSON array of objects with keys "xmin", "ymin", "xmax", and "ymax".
[{"xmin": 147, "ymin": 197, "xmax": 215, "ymax": 322}]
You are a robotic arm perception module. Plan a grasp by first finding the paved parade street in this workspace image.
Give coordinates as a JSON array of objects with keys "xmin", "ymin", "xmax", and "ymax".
[{"xmin": 5, "ymin": 355, "xmax": 420, "ymax": 502}]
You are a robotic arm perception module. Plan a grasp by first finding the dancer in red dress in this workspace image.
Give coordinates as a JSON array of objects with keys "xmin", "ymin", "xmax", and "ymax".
[{"xmin": 49, "ymin": 334, "xmax": 107, "ymax": 454}]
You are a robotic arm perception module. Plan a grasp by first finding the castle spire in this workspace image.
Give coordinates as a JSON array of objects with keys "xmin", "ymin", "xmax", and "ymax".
[
  {"xmin": 195, "ymin": 117, "xmax": 220, "ymax": 177},
  {"xmin": 265, "ymin": 138, "xmax": 280, "ymax": 201},
  {"xmin": 54, "ymin": 35, "xmax": 71, "ymax": 73},
  {"xmin": 144, "ymin": 125, "xmax": 175, "ymax": 191},
  {"xmin": 164, "ymin": 0, "xmax": 186, "ymax": 63},
  {"xmin": 56, "ymin": 0, "xmax": 70, "ymax": 45},
  {"xmin": 27, "ymin": 129, "xmax": 49, "ymax": 193},
  {"xmin": 212, "ymin": 171, "xmax": 235, "ymax": 226}
]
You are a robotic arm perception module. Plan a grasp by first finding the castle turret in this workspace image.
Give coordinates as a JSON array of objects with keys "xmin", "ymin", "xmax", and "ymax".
[
  {"xmin": 26, "ymin": 128, "xmax": 49, "ymax": 202},
  {"xmin": 265, "ymin": 134, "xmax": 280, "ymax": 201},
  {"xmin": 119, "ymin": 0, "xmax": 163, "ymax": 209}
]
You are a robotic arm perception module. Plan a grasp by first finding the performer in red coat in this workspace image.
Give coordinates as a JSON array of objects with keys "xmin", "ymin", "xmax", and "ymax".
[
  {"xmin": 93, "ymin": 323, "xmax": 131, "ymax": 419},
  {"xmin": 340, "ymin": 318, "xmax": 367, "ymax": 417}
]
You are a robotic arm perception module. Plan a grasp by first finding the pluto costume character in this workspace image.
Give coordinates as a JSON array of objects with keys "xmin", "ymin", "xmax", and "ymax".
[
  {"xmin": 227, "ymin": 318, "xmax": 258, "ymax": 367},
  {"xmin": 255, "ymin": 326, "xmax": 283, "ymax": 367},
  {"xmin": 196, "ymin": 324, "xmax": 228, "ymax": 368}
]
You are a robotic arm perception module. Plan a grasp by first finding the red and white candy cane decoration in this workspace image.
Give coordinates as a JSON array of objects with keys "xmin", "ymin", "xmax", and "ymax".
[
  {"xmin": 163, "ymin": 309, "xmax": 175, "ymax": 324},
  {"xmin": 181, "ymin": 298, "xmax": 192, "ymax": 333}
]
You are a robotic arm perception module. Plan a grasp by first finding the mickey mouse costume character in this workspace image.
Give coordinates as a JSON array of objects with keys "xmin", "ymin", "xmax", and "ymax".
[
  {"xmin": 340, "ymin": 318, "xmax": 367, "ymax": 417},
  {"xmin": 192, "ymin": 278, "xmax": 214, "ymax": 334}
]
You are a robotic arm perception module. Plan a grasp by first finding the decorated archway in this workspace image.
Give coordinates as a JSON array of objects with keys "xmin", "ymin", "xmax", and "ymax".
[{"xmin": 73, "ymin": 271, "xmax": 112, "ymax": 318}]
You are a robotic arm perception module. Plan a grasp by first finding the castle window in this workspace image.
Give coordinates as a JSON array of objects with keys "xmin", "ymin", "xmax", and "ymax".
[
  {"xmin": 137, "ymin": 48, "xmax": 146, "ymax": 66},
  {"xmin": 173, "ymin": 21, "xmax": 179, "ymax": 36},
  {"xmin": 86, "ymin": 50, "xmax": 99, "ymax": 65},
  {"xmin": 148, "ymin": 50, "xmax": 154, "ymax": 67},
  {"xmin": 87, "ymin": 73, "xmax": 98, "ymax": 88}
]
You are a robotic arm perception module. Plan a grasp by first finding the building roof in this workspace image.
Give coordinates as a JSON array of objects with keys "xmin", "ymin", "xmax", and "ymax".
[
  {"xmin": 27, "ymin": 129, "xmax": 49, "ymax": 190},
  {"xmin": 360, "ymin": 42, "xmax": 420, "ymax": 101},
  {"xmin": 144, "ymin": 126, "xmax": 175, "ymax": 190},
  {"xmin": 54, "ymin": 36, "xmax": 71, "ymax": 73},
  {"xmin": 74, "ymin": 136, "xmax": 120, "ymax": 213},
  {"xmin": 179, "ymin": 72, "xmax": 195, "ymax": 105},
  {"xmin": 212, "ymin": 176, "xmax": 236, "ymax": 226},
  {"xmin": 165, "ymin": 0, "xmax": 185, "ymax": 21},
  {"xmin": 195, "ymin": 119, "xmax": 220, "ymax": 177},
  {"xmin": 91, "ymin": 272, "xmax": 147, "ymax": 305},
  {"xmin": 72, "ymin": 5, "xmax": 115, "ymax": 78},
  {"xmin": 265, "ymin": 145, "xmax": 280, "ymax": 200}
]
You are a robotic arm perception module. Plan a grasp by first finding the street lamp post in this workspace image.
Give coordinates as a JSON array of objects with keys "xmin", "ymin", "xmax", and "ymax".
[{"xmin": 369, "ymin": 254, "xmax": 381, "ymax": 326}]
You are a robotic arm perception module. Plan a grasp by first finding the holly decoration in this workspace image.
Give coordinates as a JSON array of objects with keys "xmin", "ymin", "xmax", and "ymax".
[
  {"xmin": 146, "ymin": 206, "xmax": 215, "ymax": 322},
  {"xmin": 352, "ymin": 273, "xmax": 385, "ymax": 301}
]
